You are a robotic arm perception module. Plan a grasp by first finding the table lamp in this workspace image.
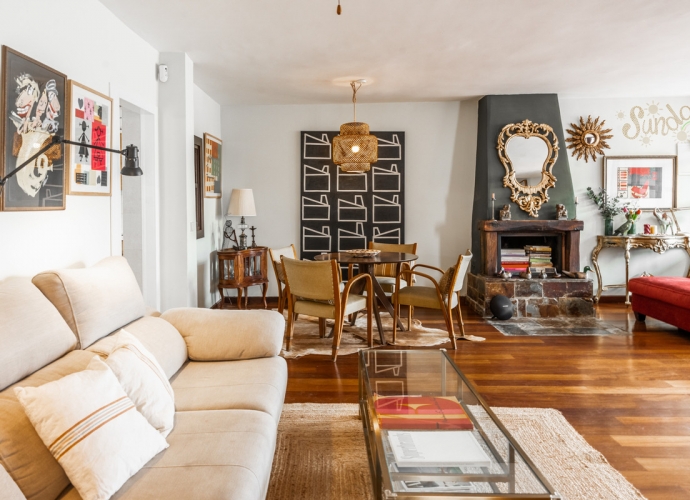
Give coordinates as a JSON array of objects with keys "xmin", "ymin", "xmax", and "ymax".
[{"xmin": 227, "ymin": 188, "xmax": 256, "ymax": 250}]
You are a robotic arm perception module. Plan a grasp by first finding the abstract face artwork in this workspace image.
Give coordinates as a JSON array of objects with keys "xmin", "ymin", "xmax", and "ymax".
[
  {"xmin": 1, "ymin": 46, "xmax": 66, "ymax": 210},
  {"xmin": 65, "ymin": 81, "xmax": 112, "ymax": 195}
]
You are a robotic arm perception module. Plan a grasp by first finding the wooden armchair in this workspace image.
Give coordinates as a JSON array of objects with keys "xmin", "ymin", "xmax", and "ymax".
[
  {"xmin": 281, "ymin": 257, "xmax": 374, "ymax": 362},
  {"xmin": 268, "ymin": 244, "xmax": 297, "ymax": 314},
  {"xmin": 393, "ymin": 250, "xmax": 483, "ymax": 347}
]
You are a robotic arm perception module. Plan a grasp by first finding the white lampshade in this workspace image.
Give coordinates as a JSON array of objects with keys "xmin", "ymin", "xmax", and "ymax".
[{"xmin": 227, "ymin": 188, "xmax": 256, "ymax": 216}]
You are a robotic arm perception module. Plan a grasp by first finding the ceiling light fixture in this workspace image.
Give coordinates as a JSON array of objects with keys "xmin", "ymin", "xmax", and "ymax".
[
  {"xmin": 332, "ymin": 80, "xmax": 378, "ymax": 173},
  {"xmin": 337, "ymin": 0, "xmax": 341, "ymax": 15}
]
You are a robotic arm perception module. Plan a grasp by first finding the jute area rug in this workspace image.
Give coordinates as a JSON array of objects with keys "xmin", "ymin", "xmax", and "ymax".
[
  {"xmin": 267, "ymin": 404, "xmax": 646, "ymax": 500},
  {"xmin": 280, "ymin": 313, "xmax": 451, "ymax": 359}
]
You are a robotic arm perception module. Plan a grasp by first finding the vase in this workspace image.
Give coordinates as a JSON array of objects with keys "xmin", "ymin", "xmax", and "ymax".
[
  {"xmin": 604, "ymin": 217, "xmax": 613, "ymax": 236},
  {"xmin": 628, "ymin": 221, "xmax": 637, "ymax": 235}
]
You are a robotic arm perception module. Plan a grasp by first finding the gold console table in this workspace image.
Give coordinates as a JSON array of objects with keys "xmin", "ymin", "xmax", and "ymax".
[{"xmin": 591, "ymin": 234, "xmax": 690, "ymax": 305}]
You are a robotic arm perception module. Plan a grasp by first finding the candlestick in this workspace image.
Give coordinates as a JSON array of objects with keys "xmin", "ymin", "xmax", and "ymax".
[{"xmin": 491, "ymin": 198, "xmax": 495, "ymax": 220}]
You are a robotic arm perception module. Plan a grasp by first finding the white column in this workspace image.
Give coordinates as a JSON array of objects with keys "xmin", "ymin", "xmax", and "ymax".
[{"xmin": 158, "ymin": 53, "xmax": 197, "ymax": 310}]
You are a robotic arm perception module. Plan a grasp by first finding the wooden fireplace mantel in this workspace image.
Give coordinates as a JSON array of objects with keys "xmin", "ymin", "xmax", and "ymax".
[
  {"xmin": 478, "ymin": 219, "xmax": 584, "ymax": 276},
  {"xmin": 478, "ymin": 220, "xmax": 584, "ymax": 232}
]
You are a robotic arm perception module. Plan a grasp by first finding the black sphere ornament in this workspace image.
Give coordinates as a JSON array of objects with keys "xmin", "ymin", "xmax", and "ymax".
[{"xmin": 490, "ymin": 294, "xmax": 513, "ymax": 320}]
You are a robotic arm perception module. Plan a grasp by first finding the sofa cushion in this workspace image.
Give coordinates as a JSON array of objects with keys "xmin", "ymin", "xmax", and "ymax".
[
  {"xmin": 87, "ymin": 317, "xmax": 187, "ymax": 379},
  {"xmin": 55, "ymin": 409, "xmax": 277, "ymax": 500},
  {"xmin": 88, "ymin": 331, "xmax": 175, "ymax": 437},
  {"xmin": 171, "ymin": 357, "xmax": 287, "ymax": 424},
  {"xmin": 0, "ymin": 350, "xmax": 95, "ymax": 500},
  {"xmin": 32, "ymin": 257, "xmax": 146, "ymax": 349},
  {"xmin": 629, "ymin": 276, "xmax": 690, "ymax": 309},
  {"xmin": 15, "ymin": 357, "xmax": 168, "ymax": 500},
  {"xmin": 0, "ymin": 278, "xmax": 77, "ymax": 392},
  {"xmin": 0, "ymin": 466, "xmax": 26, "ymax": 500},
  {"xmin": 160, "ymin": 309, "xmax": 284, "ymax": 361}
]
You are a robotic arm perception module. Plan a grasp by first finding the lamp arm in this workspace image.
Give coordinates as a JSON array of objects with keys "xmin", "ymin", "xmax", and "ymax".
[
  {"xmin": 0, "ymin": 135, "xmax": 135, "ymax": 197},
  {"xmin": 61, "ymin": 138, "xmax": 127, "ymax": 156}
]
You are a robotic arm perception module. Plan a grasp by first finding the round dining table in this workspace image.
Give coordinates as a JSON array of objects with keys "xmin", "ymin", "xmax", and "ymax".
[{"xmin": 314, "ymin": 252, "xmax": 418, "ymax": 345}]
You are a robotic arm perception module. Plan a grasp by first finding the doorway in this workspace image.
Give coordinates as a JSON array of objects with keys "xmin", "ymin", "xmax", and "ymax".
[{"xmin": 120, "ymin": 100, "xmax": 159, "ymax": 309}]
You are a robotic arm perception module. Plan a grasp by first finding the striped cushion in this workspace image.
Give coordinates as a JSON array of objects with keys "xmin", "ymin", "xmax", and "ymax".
[
  {"xmin": 89, "ymin": 330, "xmax": 175, "ymax": 437},
  {"xmin": 14, "ymin": 357, "xmax": 168, "ymax": 500}
]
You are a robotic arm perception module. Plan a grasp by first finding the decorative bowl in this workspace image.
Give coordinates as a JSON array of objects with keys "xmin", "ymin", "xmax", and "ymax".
[{"xmin": 344, "ymin": 249, "xmax": 381, "ymax": 258}]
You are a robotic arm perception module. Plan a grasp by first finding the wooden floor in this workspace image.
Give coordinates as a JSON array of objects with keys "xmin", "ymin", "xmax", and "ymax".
[{"xmin": 283, "ymin": 303, "xmax": 690, "ymax": 499}]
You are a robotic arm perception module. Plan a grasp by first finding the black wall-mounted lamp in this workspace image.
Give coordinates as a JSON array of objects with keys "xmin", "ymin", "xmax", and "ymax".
[{"xmin": 0, "ymin": 135, "xmax": 142, "ymax": 197}]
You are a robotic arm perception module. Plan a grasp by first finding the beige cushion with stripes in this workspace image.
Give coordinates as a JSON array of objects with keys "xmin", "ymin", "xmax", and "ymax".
[
  {"xmin": 14, "ymin": 357, "xmax": 168, "ymax": 500},
  {"xmin": 89, "ymin": 331, "xmax": 175, "ymax": 437},
  {"xmin": 397, "ymin": 286, "xmax": 458, "ymax": 309},
  {"xmin": 32, "ymin": 257, "xmax": 146, "ymax": 349}
]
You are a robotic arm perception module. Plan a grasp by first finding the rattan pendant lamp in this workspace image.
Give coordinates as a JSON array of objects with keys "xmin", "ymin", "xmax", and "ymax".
[{"xmin": 332, "ymin": 80, "xmax": 378, "ymax": 173}]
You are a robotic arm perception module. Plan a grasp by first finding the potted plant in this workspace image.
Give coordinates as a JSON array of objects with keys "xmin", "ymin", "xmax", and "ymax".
[
  {"xmin": 623, "ymin": 205, "xmax": 642, "ymax": 235},
  {"xmin": 585, "ymin": 187, "xmax": 625, "ymax": 236}
]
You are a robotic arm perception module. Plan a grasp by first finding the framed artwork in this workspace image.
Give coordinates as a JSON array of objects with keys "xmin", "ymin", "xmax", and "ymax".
[
  {"xmin": 203, "ymin": 133, "xmax": 222, "ymax": 198},
  {"xmin": 65, "ymin": 80, "xmax": 113, "ymax": 196},
  {"xmin": 1, "ymin": 46, "xmax": 66, "ymax": 211},
  {"xmin": 603, "ymin": 156, "xmax": 677, "ymax": 210}
]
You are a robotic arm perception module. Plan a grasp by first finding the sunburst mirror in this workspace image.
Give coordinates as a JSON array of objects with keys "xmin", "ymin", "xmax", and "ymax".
[{"xmin": 565, "ymin": 115, "xmax": 612, "ymax": 162}]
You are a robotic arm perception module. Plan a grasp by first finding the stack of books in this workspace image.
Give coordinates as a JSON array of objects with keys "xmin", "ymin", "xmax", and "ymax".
[
  {"xmin": 500, "ymin": 248, "xmax": 529, "ymax": 274},
  {"xmin": 526, "ymin": 245, "xmax": 553, "ymax": 269},
  {"xmin": 374, "ymin": 395, "xmax": 474, "ymax": 430}
]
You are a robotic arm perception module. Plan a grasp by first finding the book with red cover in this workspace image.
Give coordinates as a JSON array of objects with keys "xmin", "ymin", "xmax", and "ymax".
[{"xmin": 374, "ymin": 395, "xmax": 474, "ymax": 430}]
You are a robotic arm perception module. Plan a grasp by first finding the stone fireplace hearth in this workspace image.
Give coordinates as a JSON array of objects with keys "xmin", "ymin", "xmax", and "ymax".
[{"xmin": 468, "ymin": 219, "xmax": 594, "ymax": 318}]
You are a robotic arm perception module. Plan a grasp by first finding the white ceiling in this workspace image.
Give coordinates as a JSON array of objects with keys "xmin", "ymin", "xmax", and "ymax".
[{"xmin": 99, "ymin": 0, "xmax": 690, "ymax": 105}]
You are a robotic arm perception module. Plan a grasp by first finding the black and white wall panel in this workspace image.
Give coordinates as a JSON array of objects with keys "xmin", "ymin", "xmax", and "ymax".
[{"xmin": 300, "ymin": 131, "xmax": 405, "ymax": 277}]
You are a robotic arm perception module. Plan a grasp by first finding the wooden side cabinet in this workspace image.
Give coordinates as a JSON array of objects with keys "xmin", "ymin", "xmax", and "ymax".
[{"xmin": 217, "ymin": 246, "xmax": 269, "ymax": 309}]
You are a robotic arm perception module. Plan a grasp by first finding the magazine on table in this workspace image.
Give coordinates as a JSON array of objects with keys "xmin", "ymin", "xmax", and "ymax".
[
  {"xmin": 391, "ymin": 464, "xmax": 478, "ymax": 493},
  {"xmin": 386, "ymin": 430, "xmax": 492, "ymax": 468}
]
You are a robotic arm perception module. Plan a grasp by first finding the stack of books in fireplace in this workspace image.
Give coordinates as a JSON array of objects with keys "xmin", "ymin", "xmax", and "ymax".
[
  {"xmin": 500, "ymin": 248, "xmax": 529, "ymax": 274},
  {"xmin": 526, "ymin": 245, "xmax": 553, "ymax": 270}
]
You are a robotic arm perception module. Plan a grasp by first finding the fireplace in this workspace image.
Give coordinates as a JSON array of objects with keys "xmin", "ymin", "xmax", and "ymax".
[
  {"xmin": 467, "ymin": 219, "xmax": 593, "ymax": 318},
  {"xmin": 478, "ymin": 219, "xmax": 583, "ymax": 276}
]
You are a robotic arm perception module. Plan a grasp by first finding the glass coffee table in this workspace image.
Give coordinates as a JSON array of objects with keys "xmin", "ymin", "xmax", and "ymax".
[{"xmin": 359, "ymin": 349, "xmax": 560, "ymax": 499}]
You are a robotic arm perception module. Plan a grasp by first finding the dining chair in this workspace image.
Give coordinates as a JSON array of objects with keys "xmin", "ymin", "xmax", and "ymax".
[
  {"xmin": 393, "ymin": 250, "xmax": 484, "ymax": 348},
  {"xmin": 268, "ymin": 244, "xmax": 297, "ymax": 314},
  {"xmin": 348, "ymin": 242, "xmax": 418, "ymax": 324},
  {"xmin": 281, "ymin": 257, "xmax": 374, "ymax": 361}
]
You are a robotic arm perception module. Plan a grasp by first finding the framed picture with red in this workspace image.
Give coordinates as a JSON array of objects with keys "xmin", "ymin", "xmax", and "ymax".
[
  {"xmin": 603, "ymin": 155, "xmax": 677, "ymax": 210},
  {"xmin": 65, "ymin": 80, "xmax": 113, "ymax": 196}
]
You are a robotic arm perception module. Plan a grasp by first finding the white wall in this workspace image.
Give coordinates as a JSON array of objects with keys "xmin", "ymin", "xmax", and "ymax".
[
  {"xmin": 221, "ymin": 100, "xmax": 478, "ymax": 297},
  {"xmin": 0, "ymin": 0, "xmax": 159, "ymax": 280},
  {"xmin": 194, "ymin": 85, "xmax": 223, "ymax": 307},
  {"xmin": 560, "ymin": 96, "xmax": 690, "ymax": 294}
]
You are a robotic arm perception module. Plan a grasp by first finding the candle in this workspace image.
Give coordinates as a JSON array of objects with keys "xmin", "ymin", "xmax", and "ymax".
[
  {"xmin": 492, "ymin": 193, "xmax": 495, "ymax": 200},
  {"xmin": 575, "ymin": 196, "xmax": 579, "ymax": 204}
]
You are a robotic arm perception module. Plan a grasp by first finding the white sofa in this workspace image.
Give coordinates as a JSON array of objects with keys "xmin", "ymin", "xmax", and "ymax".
[{"xmin": 0, "ymin": 257, "xmax": 287, "ymax": 500}]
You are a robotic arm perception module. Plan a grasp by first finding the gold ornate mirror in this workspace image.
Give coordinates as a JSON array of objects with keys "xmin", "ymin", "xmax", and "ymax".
[{"xmin": 496, "ymin": 119, "xmax": 559, "ymax": 217}]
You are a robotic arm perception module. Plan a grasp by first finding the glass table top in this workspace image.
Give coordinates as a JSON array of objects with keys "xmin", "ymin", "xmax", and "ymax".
[{"xmin": 359, "ymin": 349, "xmax": 558, "ymax": 498}]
